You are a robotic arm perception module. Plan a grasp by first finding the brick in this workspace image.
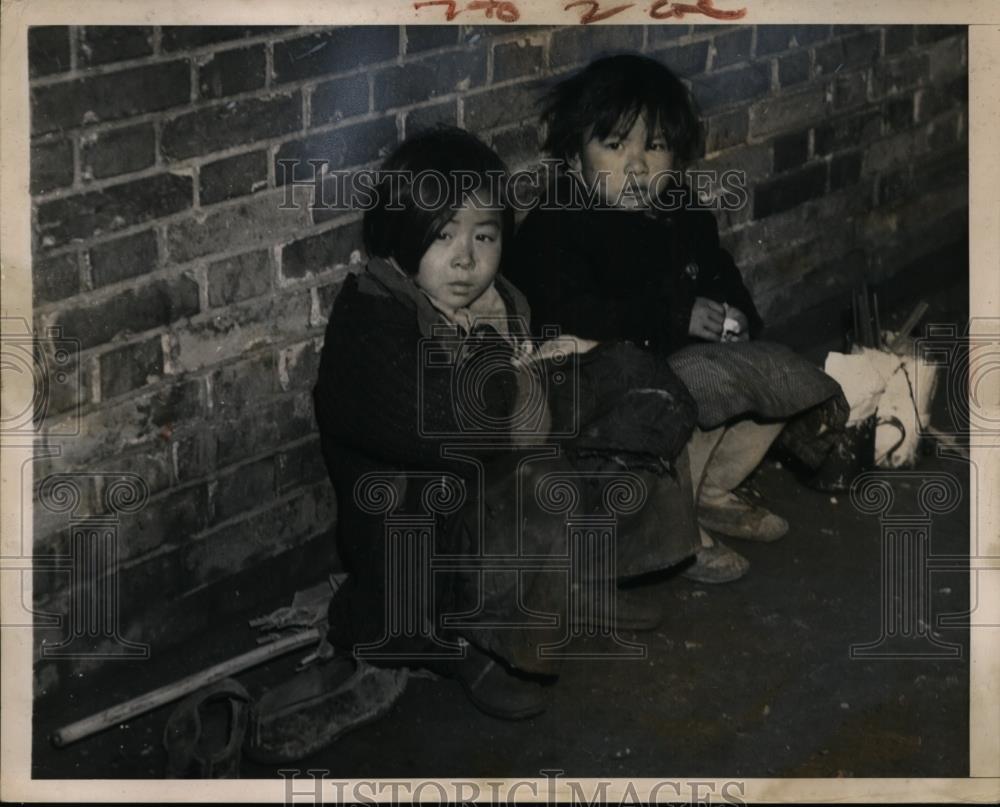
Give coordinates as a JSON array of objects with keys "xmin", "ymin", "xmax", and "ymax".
[
  {"xmin": 182, "ymin": 483, "xmax": 334, "ymax": 588},
  {"xmin": 29, "ymin": 26, "xmax": 71, "ymax": 78},
  {"xmin": 914, "ymin": 147, "xmax": 967, "ymax": 193},
  {"xmin": 30, "ymin": 137, "xmax": 74, "ymax": 194},
  {"xmin": 310, "ymin": 74, "xmax": 369, "ymax": 127},
  {"xmin": 88, "ymin": 229, "xmax": 158, "ymax": 288},
  {"xmin": 166, "ymin": 192, "xmax": 311, "ymax": 263},
  {"xmin": 884, "ymin": 26, "xmax": 914, "ymax": 56},
  {"xmin": 872, "ymin": 52, "xmax": 929, "ymax": 98},
  {"xmin": 169, "ymin": 291, "xmax": 311, "ymax": 374},
  {"xmin": 128, "ymin": 484, "xmax": 211, "ymax": 559},
  {"xmin": 199, "ymin": 150, "xmax": 268, "ymax": 205},
  {"xmin": 282, "ymin": 220, "xmax": 362, "ymax": 279},
  {"xmin": 215, "ymin": 394, "xmax": 317, "ymax": 466},
  {"xmin": 198, "ymin": 45, "xmax": 267, "ymax": 99},
  {"xmin": 814, "ymin": 110, "xmax": 880, "ymax": 156},
  {"xmin": 773, "ymin": 130, "xmax": 809, "ymax": 172},
  {"xmin": 778, "ymin": 50, "xmax": 810, "ymax": 87},
  {"xmin": 916, "ymin": 84, "xmax": 962, "ymax": 125},
  {"xmin": 80, "ymin": 123, "xmax": 155, "ymax": 180},
  {"xmin": 926, "ymin": 112, "xmax": 960, "ymax": 150},
  {"xmin": 877, "ymin": 165, "xmax": 914, "ymax": 205},
  {"xmin": 99, "ymin": 337, "xmax": 164, "ymax": 399},
  {"xmin": 53, "ymin": 276, "xmax": 199, "ymax": 350},
  {"xmin": 885, "ymin": 95, "xmax": 914, "ymax": 134},
  {"xmin": 862, "ymin": 128, "xmax": 926, "ymax": 173},
  {"xmin": 161, "ymin": 26, "xmax": 289, "ymax": 52},
  {"xmin": 648, "ymin": 25, "xmax": 690, "ymax": 46},
  {"xmin": 273, "ymin": 27, "xmax": 399, "ymax": 83},
  {"xmin": 374, "ymin": 49, "xmax": 487, "ymax": 109},
  {"xmin": 212, "ymin": 352, "xmax": 278, "ymax": 419},
  {"xmin": 310, "ymin": 172, "xmax": 369, "ymax": 225},
  {"xmin": 755, "ymin": 25, "xmax": 830, "ymax": 56},
  {"xmin": 276, "ymin": 439, "xmax": 327, "ymax": 492},
  {"xmin": 175, "ymin": 429, "xmax": 217, "ymax": 482},
  {"xmin": 833, "ymin": 70, "xmax": 868, "ymax": 111},
  {"xmin": 494, "ymin": 40, "xmax": 544, "ymax": 82},
  {"xmin": 207, "ymin": 249, "xmax": 272, "ymax": 306},
  {"xmin": 78, "ymin": 27, "xmax": 154, "ymax": 67},
  {"xmin": 927, "ymin": 36, "xmax": 965, "ymax": 83},
  {"xmin": 491, "ymin": 125, "xmax": 540, "ymax": 170},
  {"xmin": 161, "ymin": 92, "xmax": 301, "ymax": 161},
  {"xmin": 814, "ymin": 32, "xmax": 881, "ymax": 77},
  {"xmin": 704, "ymin": 108, "xmax": 748, "ymax": 154},
  {"xmin": 748, "ymin": 86, "xmax": 827, "ymax": 139},
  {"xmin": 914, "ymin": 26, "xmax": 966, "ymax": 45},
  {"xmin": 214, "ymin": 458, "xmax": 275, "ymax": 523},
  {"xmin": 53, "ymin": 377, "xmax": 205, "ymax": 468},
  {"xmin": 37, "ymin": 173, "xmax": 192, "ymax": 248},
  {"xmin": 830, "ymin": 150, "xmax": 862, "ymax": 191},
  {"xmin": 712, "ymin": 28, "xmax": 752, "ymax": 69},
  {"xmin": 464, "ymin": 83, "xmax": 539, "ymax": 132},
  {"xmin": 274, "ymin": 117, "xmax": 397, "ymax": 184},
  {"xmin": 690, "ymin": 63, "xmax": 770, "ymax": 113},
  {"xmin": 33, "ymin": 253, "xmax": 80, "ymax": 305},
  {"xmin": 405, "ymin": 25, "xmax": 459, "ymax": 53},
  {"xmin": 550, "ymin": 26, "xmax": 643, "ymax": 68},
  {"xmin": 31, "ymin": 61, "xmax": 190, "ymax": 136},
  {"xmin": 279, "ymin": 339, "xmax": 323, "ymax": 392},
  {"xmin": 91, "ymin": 447, "xmax": 174, "ymax": 501},
  {"xmin": 404, "ymin": 101, "xmax": 458, "ymax": 137},
  {"xmin": 753, "ymin": 163, "xmax": 826, "ymax": 219},
  {"xmin": 653, "ymin": 41, "xmax": 709, "ymax": 79}
]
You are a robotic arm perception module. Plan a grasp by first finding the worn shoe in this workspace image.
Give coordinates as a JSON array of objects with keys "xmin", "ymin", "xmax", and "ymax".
[
  {"xmin": 163, "ymin": 678, "xmax": 251, "ymax": 778},
  {"xmin": 571, "ymin": 588, "xmax": 663, "ymax": 631},
  {"xmin": 681, "ymin": 541, "xmax": 750, "ymax": 584},
  {"xmin": 452, "ymin": 643, "xmax": 546, "ymax": 721},
  {"xmin": 698, "ymin": 491, "xmax": 789, "ymax": 542},
  {"xmin": 244, "ymin": 655, "xmax": 407, "ymax": 763}
]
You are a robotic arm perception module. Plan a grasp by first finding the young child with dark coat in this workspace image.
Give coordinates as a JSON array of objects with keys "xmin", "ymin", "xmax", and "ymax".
[
  {"xmin": 509, "ymin": 54, "xmax": 844, "ymax": 582},
  {"xmin": 314, "ymin": 127, "xmax": 704, "ymax": 725}
]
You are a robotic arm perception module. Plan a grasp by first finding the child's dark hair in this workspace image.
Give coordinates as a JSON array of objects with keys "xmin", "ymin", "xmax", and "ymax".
[
  {"xmin": 541, "ymin": 53, "xmax": 702, "ymax": 164},
  {"xmin": 363, "ymin": 126, "xmax": 514, "ymax": 276}
]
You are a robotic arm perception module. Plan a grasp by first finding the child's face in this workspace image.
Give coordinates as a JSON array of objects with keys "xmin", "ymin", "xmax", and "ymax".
[
  {"xmin": 416, "ymin": 199, "xmax": 503, "ymax": 312},
  {"xmin": 573, "ymin": 114, "xmax": 675, "ymax": 209}
]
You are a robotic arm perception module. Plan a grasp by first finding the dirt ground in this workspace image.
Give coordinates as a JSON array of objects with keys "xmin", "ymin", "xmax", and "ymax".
[
  {"xmin": 33, "ymin": 283, "xmax": 974, "ymax": 780},
  {"xmin": 33, "ymin": 445, "xmax": 973, "ymax": 780}
]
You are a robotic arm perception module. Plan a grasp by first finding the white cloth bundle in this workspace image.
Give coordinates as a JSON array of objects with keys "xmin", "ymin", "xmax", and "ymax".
[{"xmin": 823, "ymin": 332, "xmax": 940, "ymax": 467}]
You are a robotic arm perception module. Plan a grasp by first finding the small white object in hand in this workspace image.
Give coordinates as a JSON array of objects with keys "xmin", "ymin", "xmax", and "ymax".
[{"xmin": 722, "ymin": 316, "xmax": 741, "ymax": 342}]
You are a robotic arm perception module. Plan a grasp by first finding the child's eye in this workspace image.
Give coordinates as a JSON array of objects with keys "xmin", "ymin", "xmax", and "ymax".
[
  {"xmin": 436, "ymin": 230, "xmax": 453, "ymax": 241},
  {"xmin": 475, "ymin": 233, "xmax": 497, "ymax": 243},
  {"xmin": 603, "ymin": 140, "xmax": 623, "ymax": 151},
  {"xmin": 649, "ymin": 141, "xmax": 667, "ymax": 152}
]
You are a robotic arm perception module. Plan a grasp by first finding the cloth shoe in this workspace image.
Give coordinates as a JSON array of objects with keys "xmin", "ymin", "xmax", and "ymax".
[
  {"xmin": 681, "ymin": 540, "xmax": 749, "ymax": 584},
  {"xmin": 244, "ymin": 655, "xmax": 407, "ymax": 763},
  {"xmin": 698, "ymin": 490, "xmax": 789, "ymax": 542},
  {"xmin": 448, "ymin": 643, "xmax": 546, "ymax": 721},
  {"xmin": 163, "ymin": 678, "xmax": 251, "ymax": 778}
]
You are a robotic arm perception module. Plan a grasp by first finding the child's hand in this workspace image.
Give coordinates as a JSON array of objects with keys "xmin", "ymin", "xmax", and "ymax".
[
  {"xmin": 722, "ymin": 305, "xmax": 751, "ymax": 342},
  {"xmin": 688, "ymin": 297, "xmax": 725, "ymax": 341},
  {"xmin": 513, "ymin": 336, "xmax": 598, "ymax": 366}
]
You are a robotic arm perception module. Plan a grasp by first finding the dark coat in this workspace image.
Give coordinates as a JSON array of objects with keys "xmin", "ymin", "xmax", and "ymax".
[
  {"xmin": 508, "ymin": 194, "xmax": 763, "ymax": 353},
  {"xmin": 313, "ymin": 258, "xmax": 699, "ymax": 666}
]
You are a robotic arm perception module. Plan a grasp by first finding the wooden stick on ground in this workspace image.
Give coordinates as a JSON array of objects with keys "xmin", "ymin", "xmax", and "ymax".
[{"xmin": 51, "ymin": 628, "xmax": 320, "ymax": 748}]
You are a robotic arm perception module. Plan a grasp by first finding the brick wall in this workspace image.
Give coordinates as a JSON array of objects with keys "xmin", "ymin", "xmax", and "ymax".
[{"xmin": 29, "ymin": 24, "xmax": 968, "ymax": 690}]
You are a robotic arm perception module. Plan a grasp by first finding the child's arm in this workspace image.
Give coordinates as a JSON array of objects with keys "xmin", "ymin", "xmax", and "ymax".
[
  {"xmin": 683, "ymin": 208, "xmax": 763, "ymax": 340},
  {"xmin": 314, "ymin": 277, "xmax": 516, "ymax": 474}
]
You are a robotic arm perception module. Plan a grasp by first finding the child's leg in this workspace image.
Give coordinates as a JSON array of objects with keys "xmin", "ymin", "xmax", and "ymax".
[
  {"xmin": 698, "ymin": 418, "xmax": 787, "ymax": 541},
  {"xmin": 682, "ymin": 428, "xmax": 750, "ymax": 583}
]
